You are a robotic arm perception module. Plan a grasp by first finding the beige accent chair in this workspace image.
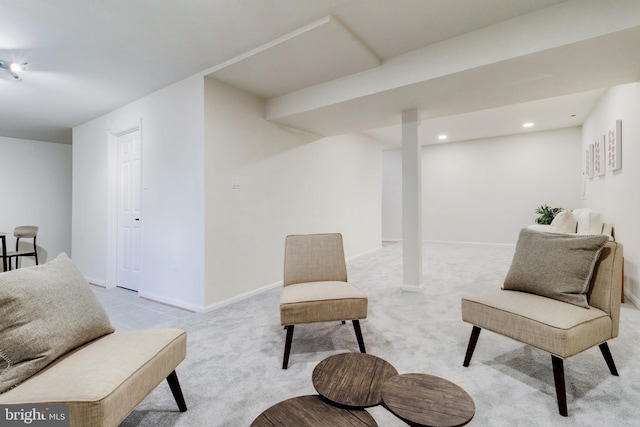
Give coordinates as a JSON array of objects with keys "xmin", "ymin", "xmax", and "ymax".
[
  {"xmin": 280, "ymin": 233, "xmax": 368, "ymax": 369},
  {"xmin": 0, "ymin": 253, "xmax": 187, "ymax": 426},
  {"xmin": 6, "ymin": 225, "xmax": 39, "ymax": 269},
  {"xmin": 461, "ymin": 241, "xmax": 623, "ymax": 416},
  {"xmin": 0, "ymin": 329, "xmax": 187, "ymax": 426}
]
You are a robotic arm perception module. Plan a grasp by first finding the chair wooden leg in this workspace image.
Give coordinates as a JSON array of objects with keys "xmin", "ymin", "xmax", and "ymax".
[
  {"xmin": 352, "ymin": 320, "xmax": 366, "ymax": 353},
  {"xmin": 282, "ymin": 325, "xmax": 294, "ymax": 369},
  {"xmin": 599, "ymin": 342, "xmax": 619, "ymax": 376},
  {"xmin": 463, "ymin": 326, "xmax": 481, "ymax": 367},
  {"xmin": 552, "ymin": 355, "xmax": 568, "ymax": 417},
  {"xmin": 166, "ymin": 370, "xmax": 187, "ymax": 412}
]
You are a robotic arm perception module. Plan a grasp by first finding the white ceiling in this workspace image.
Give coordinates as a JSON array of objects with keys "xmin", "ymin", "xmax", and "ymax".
[{"xmin": 1, "ymin": 0, "xmax": 639, "ymax": 147}]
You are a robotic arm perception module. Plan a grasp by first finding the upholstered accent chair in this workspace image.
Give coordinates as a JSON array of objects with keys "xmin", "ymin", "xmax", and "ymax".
[
  {"xmin": 0, "ymin": 253, "xmax": 187, "ymax": 426},
  {"xmin": 280, "ymin": 233, "xmax": 368, "ymax": 369},
  {"xmin": 461, "ymin": 232, "xmax": 623, "ymax": 416}
]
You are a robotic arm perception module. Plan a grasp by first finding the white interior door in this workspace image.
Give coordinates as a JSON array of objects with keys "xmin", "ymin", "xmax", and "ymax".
[{"xmin": 116, "ymin": 130, "xmax": 142, "ymax": 291}]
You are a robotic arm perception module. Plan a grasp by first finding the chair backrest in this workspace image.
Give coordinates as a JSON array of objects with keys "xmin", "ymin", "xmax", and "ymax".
[
  {"xmin": 283, "ymin": 233, "xmax": 348, "ymax": 286},
  {"xmin": 14, "ymin": 225, "xmax": 38, "ymax": 239},
  {"xmin": 587, "ymin": 241, "xmax": 623, "ymax": 338}
]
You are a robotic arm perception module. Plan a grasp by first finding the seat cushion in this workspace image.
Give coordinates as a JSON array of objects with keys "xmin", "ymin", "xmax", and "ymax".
[
  {"xmin": 280, "ymin": 281, "xmax": 367, "ymax": 325},
  {"xmin": 0, "ymin": 328, "xmax": 187, "ymax": 427},
  {"xmin": 461, "ymin": 291, "xmax": 612, "ymax": 358}
]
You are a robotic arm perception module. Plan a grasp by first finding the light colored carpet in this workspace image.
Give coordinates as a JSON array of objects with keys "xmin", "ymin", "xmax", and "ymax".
[{"xmin": 117, "ymin": 241, "xmax": 640, "ymax": 426}]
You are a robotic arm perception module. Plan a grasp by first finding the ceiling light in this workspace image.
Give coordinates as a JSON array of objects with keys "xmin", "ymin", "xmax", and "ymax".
[
  {"xmin": 0, "ymin": 59, "xmax": 27, "ymax": 81},
  {"xmin": 522, "ymin": 122, "xmax": 534, "ymax": 128},
  {"xmin": 438, "ymin": 134, "xmax": 448, "ymax": 140}
]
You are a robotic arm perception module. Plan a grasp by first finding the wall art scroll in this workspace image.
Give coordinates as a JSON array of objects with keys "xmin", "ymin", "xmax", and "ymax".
[
  {"xmin": 606, "ymin": 119, "xmax": 622, "ymax": 171},
  {"xmin": 594, "ymin": 135, "xmax": 606, "ymax": 177},
  {"xmin": 585, "ymin": 143, "xmax": 593, "ymax": 179}
]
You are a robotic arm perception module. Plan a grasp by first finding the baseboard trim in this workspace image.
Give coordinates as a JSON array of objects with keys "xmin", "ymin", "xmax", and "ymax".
[
  {"xmin": 402, "ymin": 283, "xmax": 425, "ymax": 292},
  {"xmin": 201, "ymin": 281, "xmax": 282, "ymax": 313},
  {"xmin": 138, "ymin": 290, "xmax": 203, "ymax": 313},
  {"xmin": 139, "ymin": 295, "xmax": 197, "ymax": 313},
  {"xmin": 424, "ymin": 239, "xmax": 516, "ymax": 248},
  {"xmin": 346, "ymin": 245, "xmax": 383, "ymax": 262},
  {"xmin": 86, "ymin": 277, "xmax": 108, "ymax": 287},
  {"xmin": 383, "ymin": 239, "xmax": 516, "ymax": 247},
  {"xmin": 625, "ymin": 290, "xmax": 640, "ymax": 309}
]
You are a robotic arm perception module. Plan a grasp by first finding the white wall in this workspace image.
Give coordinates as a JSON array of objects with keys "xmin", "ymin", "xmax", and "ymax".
[
  {"xmin": 382, "ymin": 149, "xmax": 403, "ymax": 241},
  {"xmin": 582, "ymin": 82, "xmax": 640, "ymax": 305},
  {"xmin": 73, "ymin": 75, "xmax": 205, "ymax": 310},
  {"xmin": 73, "ymin": 74, "xmax": 382, "ymax": 312},
  {"xmin": 0, "ymin": 137, "xmax": 71, "ymax": 270},
  {"xmin": 204, "ymin": 77, "xmax": 382, "ymax": 309},
  {"xmin": 382, "ymin": 127, "xmax": 583, "ymax": 244}
]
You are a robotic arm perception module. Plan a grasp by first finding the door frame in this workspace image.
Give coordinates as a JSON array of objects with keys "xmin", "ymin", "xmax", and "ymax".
[{"xmin": 106, "ymin": 119, "xmax": 142, "ymax": 289}]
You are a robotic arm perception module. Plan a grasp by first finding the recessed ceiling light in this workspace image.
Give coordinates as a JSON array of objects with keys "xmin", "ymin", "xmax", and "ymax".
[
  {"xmin": 522, "ymin": 122, "xmax": 534, "ymax": 128},
  {"xmin": 0, "ymin": 59, "xmax": 26, "ymax": 81},
  {"xmin": 438, "ymin": 134, "xmax": 448, "ymax": 140}
]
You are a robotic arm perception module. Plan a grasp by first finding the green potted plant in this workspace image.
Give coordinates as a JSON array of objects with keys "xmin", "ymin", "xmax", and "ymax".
[{"xmin": 535, "ymin": 204, "xmax": 562, "ymax": 225}]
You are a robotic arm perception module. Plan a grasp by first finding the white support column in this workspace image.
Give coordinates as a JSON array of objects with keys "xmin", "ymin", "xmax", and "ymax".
[{"xmin": 401, "ymin": 109, "xmax": 424, "ymax": 291}]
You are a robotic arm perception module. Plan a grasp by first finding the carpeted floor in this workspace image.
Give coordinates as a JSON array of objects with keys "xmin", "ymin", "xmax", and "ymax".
[{"xmin": 110, "ymin": 241, "xmax": 640, "ymax": 426}]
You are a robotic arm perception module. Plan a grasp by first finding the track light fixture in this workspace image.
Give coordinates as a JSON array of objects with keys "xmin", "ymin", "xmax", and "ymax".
[{"xmin": 0, "ymin": 60, "xmax": 27, "ymax": 81}]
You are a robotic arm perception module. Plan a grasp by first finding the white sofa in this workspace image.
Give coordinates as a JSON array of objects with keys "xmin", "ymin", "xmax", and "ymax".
[{"xmin": 528, "ymin": 208, "xmax": 613, "ymax": 240}]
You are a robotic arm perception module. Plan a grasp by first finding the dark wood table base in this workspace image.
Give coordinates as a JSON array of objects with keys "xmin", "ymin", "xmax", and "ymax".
[{"xmin": 250, "ymin": 395, "xmax": 377, "ymax": 427}]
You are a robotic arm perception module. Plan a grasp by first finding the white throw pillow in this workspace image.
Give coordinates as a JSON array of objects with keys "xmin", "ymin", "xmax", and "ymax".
[
  {"xmin": 573, "ymin": 209, "xmax": 603, "ymax": 235},
  {"xmin": 550, "ymin": 210, "xmax": 577, "ymax": 233}
]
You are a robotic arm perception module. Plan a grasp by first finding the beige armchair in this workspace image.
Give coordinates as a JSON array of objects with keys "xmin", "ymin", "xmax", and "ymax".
[
  {"xmin": 280, "ymin": 233, "xmax": 368, "ymax": 369},
  {"xmin": 461, "ymin": 230, "xmax": 623, "ymax": 416}
]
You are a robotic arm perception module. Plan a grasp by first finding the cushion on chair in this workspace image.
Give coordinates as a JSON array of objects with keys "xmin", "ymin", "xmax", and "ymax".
[
  {"xmin": 0, "ymin": 329, "xmax": 187, "ymax": 427},
  {"xmin": 280, "ymin": 281, "xmax": 368, "ymax": 325},
  {"xmin": 461, "ymin": 291, "xmax": 612, "ymax": 358},
  {"xmin": 503, "ymin": 229, "xmax": 609, "ymax": 307},
  {"xmin": 0, "ymin": 253, "xmax": 114, "ymax": 393}
]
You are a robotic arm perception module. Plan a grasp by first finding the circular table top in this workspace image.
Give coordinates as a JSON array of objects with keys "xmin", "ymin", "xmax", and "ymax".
[
  {"xmin": 381, "ymin": 373, "xmax": 475, "ymax": 427},
  {"xmin": 312, "ymin": 352, "xmax": 399, "ymax": 408},
  {"xmin": 250, "ymin": 395, "xmax": 377, "ymax": 427}
]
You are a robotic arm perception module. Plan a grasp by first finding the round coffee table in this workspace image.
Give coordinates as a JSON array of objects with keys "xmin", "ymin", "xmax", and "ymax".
[
  {"xmin": 381, "ymin": 373, "xmax": 475, "ymax": 427},
  {"xmin": 250, "ymin": 395, "xmax": 377, "ymax": 427},
  {"xmin": 312, "ymin": 352, "xmax": 398, "ymax": 407}
]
